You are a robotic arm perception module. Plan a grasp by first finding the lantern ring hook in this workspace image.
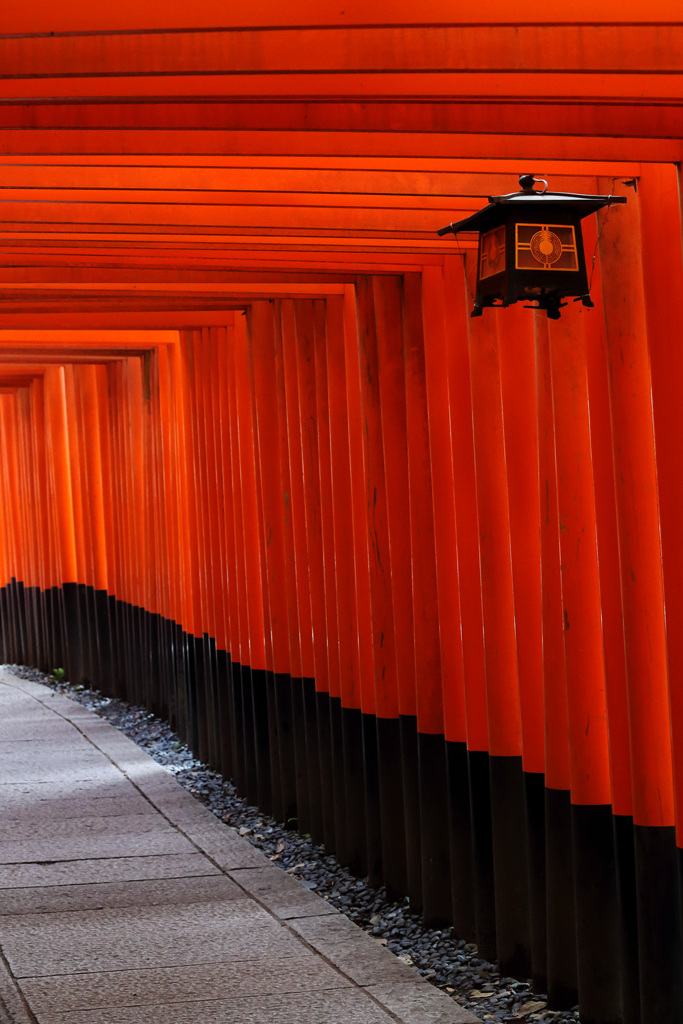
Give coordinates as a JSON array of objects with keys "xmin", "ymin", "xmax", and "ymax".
[{"xmin": 518, "ymin": 173, "xmax": 548, "ymax": 194}]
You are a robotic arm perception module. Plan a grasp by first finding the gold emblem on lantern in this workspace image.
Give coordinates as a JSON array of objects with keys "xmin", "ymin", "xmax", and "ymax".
[
  {"xmin": 479, "ymin": 225, "xmax": 506, "ymax": 280},
  {"xmin": 530, "ymin": 229, "xmax": 562, "ymax": 265},
  {"xmin": 515, "ymin": 223, "xmax": 579, "ymax": 271}
]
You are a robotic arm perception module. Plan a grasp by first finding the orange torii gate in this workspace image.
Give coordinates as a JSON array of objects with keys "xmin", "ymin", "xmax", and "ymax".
[{"xmin": 1, "ymin": 6, "xmax": 683, "ymax": 1023}]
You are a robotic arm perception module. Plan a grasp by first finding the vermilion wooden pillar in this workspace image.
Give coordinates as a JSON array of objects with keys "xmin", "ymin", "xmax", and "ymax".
[
  {"xmin": 548, "ymin": 311, "xmax": 620, "ymax": 1024},
  {"xmin": 397, "ymin": 272, "xmax": 452, "ymax": 924},
  {"xmin": 248, "ymin": 300, "xmax": 296, "ymax": 825},
  {"xmin": 44, "ymin": 365, "xmax": 80, "ymax": 684},
  {"xmin": 580, "ymin": 220, "xmax": 637, "ymax": 1024},
  {"xmin": 1, "ymin": 392, "xmax": 26, "ymax": 666},
  {"xmin": 76, "ymin": 363, "xmax": 112, "ymax": 693},
  {"xmin": 210, "ymin": 325, "xmax": 234, "ymax": 780},
  {"xmin": 373, "ymin": 274, "xmax": 417, "ymax": 899},
  {"xmin": 28, "ymin": 376, "xmax": 52, "ymax": 671},
  {"xmin": 440, "ymin": 255, "xmax": 495, "ymax": 957},
  {"xmin": 466, "ymin": 257, "xmax": 531, "ymax": 979},
  {"xmin": 326, "ymin": 289, "xmax": 363, "ymax": 865},
  {"xmin": 289, "ymin": 299, "xmax": 325, "ymax": 844},
  {"xmin": 155, "ymin": 341, "xmax": 184, "ymax": 729},
  {"xmin": 348, "ymin": 275, "xmax": 394, "ymax": 881},
  {"xmin": 534, "ymin": 316, "xmax": 577, "ymax": 1010},
  {"xmin": 419, "ymin": 265, "xmax": 472, "ymax": 936},
  {"xmin": 498, "ymin": 303, "xmax": 546, "ymax": 990},
  {"xmin": 276, "ymin": 299, "xmax": 311, "ymax": 835},
  {"xmin": 230, "ymin": 313, "xmax": 270, "ymax": 810},
  {"xmin": 639, "ymin": 166, "xmax": 683, "ymax": 859},
  {"xmin": 638, "ymin": 175, "xmax": 683, "ymax": 979},
  {"xmin": 598, "ymin": 174, "xmax": 682, "ymax": 1024}
]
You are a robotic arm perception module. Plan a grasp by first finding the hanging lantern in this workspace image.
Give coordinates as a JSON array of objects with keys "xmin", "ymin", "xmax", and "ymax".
[{"xmin": 437, "ymin": 174, "xmax": 626, "ymax": 319}]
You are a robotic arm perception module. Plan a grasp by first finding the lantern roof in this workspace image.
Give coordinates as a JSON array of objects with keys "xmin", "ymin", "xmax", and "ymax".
[{"xmin": 438, "ymin": 175, "xmax": 627, "ymax": 237}]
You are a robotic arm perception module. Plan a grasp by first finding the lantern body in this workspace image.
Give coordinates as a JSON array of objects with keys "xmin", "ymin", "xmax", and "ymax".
[
  {"xmin": 475, "ymin": 205, "xmax": 589, "ymax": 316},
  {"xmin": 438, "ymin": 178, "xmax": 626, "ymax": 318}
]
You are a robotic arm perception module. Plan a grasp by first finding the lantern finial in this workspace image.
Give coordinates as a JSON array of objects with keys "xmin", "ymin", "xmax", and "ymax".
[{"xmin": 519, "ymin": 174, "xmax": 548, "ymax": 194}]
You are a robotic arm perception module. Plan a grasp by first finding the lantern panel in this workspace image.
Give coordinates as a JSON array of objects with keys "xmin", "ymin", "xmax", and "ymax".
[
  {"xmin": 515, "ymin": 223, "xmax": 579, "ymax": 272},
  {"xmin": 480, "ymin": 225, "xmax": 506, "ymax": 279}
]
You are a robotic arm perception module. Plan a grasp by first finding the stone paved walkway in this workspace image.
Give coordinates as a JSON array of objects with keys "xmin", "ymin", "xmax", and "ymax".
[{"xmin": 0, "ymin": 670, "xmax": 477, "ymax": 1024}]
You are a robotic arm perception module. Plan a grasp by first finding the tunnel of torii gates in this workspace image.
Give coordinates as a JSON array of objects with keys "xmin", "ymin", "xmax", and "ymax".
[{"xmin": 2, "ymin": 4, "xmax": 683, "ymax": 1023}]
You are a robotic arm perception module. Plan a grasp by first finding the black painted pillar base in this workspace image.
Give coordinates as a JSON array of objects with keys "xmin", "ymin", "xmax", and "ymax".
[
  {"xmin": 446, "ymin": 740, "xmax": 475, "ymax": 939},
  {"xmin": 489, "ymin": 755, "xmax": 532, "ymax": 978},
  {"xmin": 47, "ymin": 586, "xmax": 66, "ymax": 672},
  {"xmin": 173, "ymin": 622, "xmax": 188, "ymax": 742},
  {"xmin": 467, "ymin": 750, "xmax": 497, "ymax": 962},
  {"xmin": 613, "ymin": 813, "xmax": 640, "ymax": 1024},
  {"xmin": 261, "ymin": 670, "xmax": 282, "ymax": 820},
  {"xmin": 243, "ymin": 662, "xmax": 260, "ymax": 804},
  {"xmin": 571, "ymin": 804, "xmax": 622, "ymax": 1024},
  {"xmin": 525, "ymin": 771, "xmax": 547, "ymax": 992},
  {"xmin": 184, "ymin": 630, "xmax": 199, "ymax": 757},
  {"xmin": 215, "ymin": 648, "xmax": 232, "ymax": 780},
  {"xmin": 250, "ymin": 666, "xmax": 272, "ymax": 815},
  {"xmin": 203, "ymin": 634, "xmax": 220, "ymax": 770},
  {"xmin": 160, "ymin": 617, "xmax": 176, "ymax": 729},
  {"xmin": 151, "ymin": 612, "xmax": 165, "ymax": 719},
  {"xmin": 329, "ymin": 696, "xmax": 348, "ymax": 866},
  {"xmin": 77, "ymin": 583, "xmax": 94, "ymax": 687},
  {"xmin": 62, "ymin": 582, "xmax": 84, "ymax": 686},
  {"xmin": 417, "ymin": 731, "xmax": 452, "ymax": 927},
  {"xmin": 634, "ymin": 823, "xmax": 683, "ymax": 1024},
  {"xmin": 362, "ymin": 712, "xmax": 383, "ymax": 888},
  {"xmin": 316, "ymin": 690, "xmax": 337, "ymax": 852},
  {"xmin": 230, "ymin": 659, "xmax": 247, "ymax": 797},
  {"xmin": 210, "ymin": 639, "xmax": 221, "ymax": 771},
  {"xmin": 94, "ymin": 589, "xmax": 113, "ymax": 694},
  {"xmin": 377, "ymin": 716, "xmax": 407, "ymax": 899},
  {"xmin": 400, "ymin": 715, "xmax": 423, "ymax": 912},
  {"xmin": 16, "ymin": 581, "xmax": 30, "ymax": 670},
  {"xmin": 4, "ymin": 580, "xmax": 17, "ymax": 663},
  {"xmin": 303, "ymin": 679, "xmax": 324, "ymax": 844},
  {"xmin": 342, "ymin": 705, "xmax": 368, "ymax": 877},
  {"xmin": 290, "ymin": 676, "xmax": 311, "ymax": 836},
  {"xmin": 193, "ymin": 635, "xmax": 209, "ymax": 764},
  {"xmin": 24, "ymin": 585, "xmax": 40, "ymax": 671},
  {"xmin": 545, "ymin": 787, "xmax": 578, "ymax": 1010},
  {"xmin": 0, "ymin": 586, "xmax": 8, "ymax": 662},
  {"xmin": 274, "ymin": 671, "xmax": 297, "ymax": 827},
  {"xmin": 107, "ymin": 595, "xmax": 121, "ymax": 699}
]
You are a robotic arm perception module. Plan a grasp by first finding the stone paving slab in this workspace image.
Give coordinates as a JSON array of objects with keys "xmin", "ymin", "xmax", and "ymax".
[
  {"xmin": 33, "ymin": 987, "xmax": 401, "ymax": 1024},
  {"xmin": 0, "ymin": 781, "xmax": 155, "ymax": 822},
  {"xmin": 2, "ymin": 900, "xmax": 298, "ymax": 978},
  {"xmin": 366, "ymin": 982, "xmax": 480, "ymax": 1024},
  {"xmin": 0, "ymin": 671, "xmax": 479, "ymax": 1024},
  {"xmin": 0, "ymin": 955, "xmax": 32, "ymax": 1024},
  {"xmin": 2, "ymin": 812, "xmax": 181, "ymax": 844},
  {"xmin": 179, "ymin": 823, "xmax": 275, "ymax": 871},
  {"xmin": 228, "ymin": 864, "xmax": 340, "ymax": 919},
  {"xmin": 20, "ymin": 956, "xmax": 349, "ymax": 1013},
  {"xmin": 0, "ymin": 717, "xmax": 78, "ymax": 744},
  {"xmin": 0, "ymin": 875, "xmax": 245, "ymax": 916},
  {"xmin": 288, "ymin": 912, "xmax": 426, "ymax": 988},
  {"xmin": 0, "ymin": 747, "xmax": 121, "ymax": 787},
  {"xmin": 0, "ymin": 827, "xmax": 195, "ymax": 865},
  {"xmin": 0, "ymin": 853, "xmax": 219, "ymax": 890}
]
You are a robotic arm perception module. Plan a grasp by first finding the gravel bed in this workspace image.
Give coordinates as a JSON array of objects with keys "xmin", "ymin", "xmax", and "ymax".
[{"xmin": 5, "ymin": 663, "xmax": 579, "ymax": 1024}]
